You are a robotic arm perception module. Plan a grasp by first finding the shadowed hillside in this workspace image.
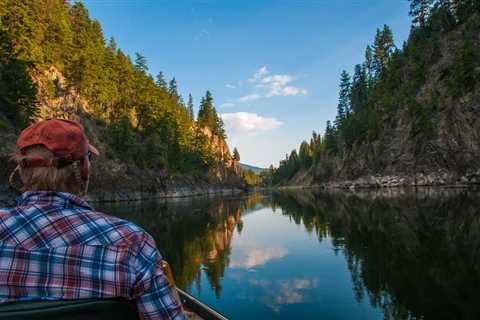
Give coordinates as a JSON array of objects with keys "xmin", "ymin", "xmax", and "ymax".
[{"xmin": 272, "ymin": 1, "xmax": 480, "ymax": 188}]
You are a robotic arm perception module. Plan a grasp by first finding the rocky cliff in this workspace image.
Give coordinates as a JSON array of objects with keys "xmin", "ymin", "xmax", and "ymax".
[
  {"xmin": 296, "ymin": 12, "xmax": 480, "ymax": 188},
  {"xmin": 0, "ymin": 67, "xmax": 245, "ymax": 203}
]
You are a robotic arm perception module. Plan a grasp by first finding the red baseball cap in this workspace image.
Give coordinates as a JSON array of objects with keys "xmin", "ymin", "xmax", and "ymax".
[{"xmin": 16, "ymin": 119, "xmax": 99, "ymax": 162}]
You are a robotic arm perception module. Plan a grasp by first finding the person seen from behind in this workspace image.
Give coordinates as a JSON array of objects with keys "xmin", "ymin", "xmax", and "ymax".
[{"xmin": 0, "ymin": 119, "xmax": 186, "ymax": 320}]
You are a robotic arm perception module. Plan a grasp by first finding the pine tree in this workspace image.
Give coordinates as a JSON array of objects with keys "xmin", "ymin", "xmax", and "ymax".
[
  {"xmin": 168, "ymin": 77, "xmax": 180, "ymax": 102},
  {"xmin": 335, "ymin": 70, "xmax": 351, "ymax": 128},
  {"xmin": 365, "ymin": 45, "xmax": 374, "ymax": 84},
  {"xmin": 156, "ymin": 71, "xmax": 167, "ymax": 90},
  {"xmin": 214, "ymin": 111, "xmax": 226, "ymax": 139},
  {"xmin": 324, "ymin": 120, "xmax": 337, "ymax": 154},
  {"xmin": 409, "ymin": 0, "xmax": 434, "ymax": 28},
  {"xmin": 134, "ymin": 52, "xmax": 148, "ymax": 72},
  {"xmin": 107, "ymin": 37, "xmax": 117, "ymax": 53},
  {"xmin": 197, "ymin": 91, "xmax": 225, "ymax": 138},
  {"xmin": 298, "ymin": 141, "xmax": 312, "ymax": 168},
  {"xmin": 372, "ymin": 29, "xmax": 383, "ymax": 77},
  {"xmin": 233, "ymin": 147, "xmax": 240, "ymax": 162},
  {"xmin": 373, "ymin": 25, "xmax": 395, "ymax": 78},
  {"xmin": 350, "ymin": 64, "xmax": 368, "ymax": 113},
  {"xmin": 187, "ymin": 93, "xmax": 194, "ymax": 119},
  {"xmin": 198, "ymin": 90, "xmax": 215, "ymax": 129}
]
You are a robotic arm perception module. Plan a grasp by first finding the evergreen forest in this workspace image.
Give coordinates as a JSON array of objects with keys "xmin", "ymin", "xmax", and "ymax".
[
  {"xmin": 271, "ymin": 0, "xmax": 480, "ymax": 185},
  {"xmin": 0, "ymin": 0, "xmax": 231, "ymax": 175}
]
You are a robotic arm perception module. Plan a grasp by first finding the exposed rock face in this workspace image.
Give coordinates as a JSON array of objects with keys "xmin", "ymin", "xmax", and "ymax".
[
  {"xmin": 0, "ymin": 67, "xmax": 246, "ymax": 203},
  {"xmin": 200, "ymin": 126, "xmax": 240, "ymax": 176},
  {"xmin": 322, "ymin": 170, "xmax": 480, "ymax": 189},
  {"xmin": 309, "ymin": 18, "xmax": 480, "ymax": 189},
  {"xmin": 31, "ymin": 67, "xmax": 91, "ymax": 120}
]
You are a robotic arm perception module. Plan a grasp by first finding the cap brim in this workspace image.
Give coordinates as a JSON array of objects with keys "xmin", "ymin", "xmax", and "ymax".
[{"xmin": 88, "ymin": 144, "xmax": 100, "ymax": 156}]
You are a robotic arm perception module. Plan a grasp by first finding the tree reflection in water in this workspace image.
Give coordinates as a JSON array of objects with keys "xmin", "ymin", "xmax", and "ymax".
[
  {"xmin": 100, "ymin": 189, "xmax": 480, "ymax": 319},
  {"xmin": 99, "ymin": 193, "xmax": 265, "ymax": 297},
  {"xmin": 270, "ymin": 188, "xmax": 480, "ymax": 320}
]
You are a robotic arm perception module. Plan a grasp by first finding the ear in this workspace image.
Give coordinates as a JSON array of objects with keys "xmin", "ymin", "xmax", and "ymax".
[{"xmin": 8, "ymin": 165, "xmax": 23, "ymax": 192}]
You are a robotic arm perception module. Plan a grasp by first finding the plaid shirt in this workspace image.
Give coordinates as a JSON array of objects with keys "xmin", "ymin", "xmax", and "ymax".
[{"xmin": 0, "ymin": 191, "xmax": 186, "ymax": 320}]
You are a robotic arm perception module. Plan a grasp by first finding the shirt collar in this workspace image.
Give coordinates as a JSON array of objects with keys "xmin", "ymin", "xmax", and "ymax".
[{"xmin": 17, "ymin": 191, "xmax": 94, "ymax": 210}]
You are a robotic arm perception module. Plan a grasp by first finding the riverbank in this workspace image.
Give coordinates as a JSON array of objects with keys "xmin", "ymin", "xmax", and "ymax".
[
  {"xmin": 272, "ymin": 168, "xmax": 480, "ymax": 190},
  {"xmin": 0, "ymin": 184, "xmax": 246, "ymax": 207},
  {"xmin": 85, "ymin": 186, "xmax": 245, "ymax": 203},
  {"xmin": 319, "ymin": 170, "xmax": 480, "ymax": 189}
]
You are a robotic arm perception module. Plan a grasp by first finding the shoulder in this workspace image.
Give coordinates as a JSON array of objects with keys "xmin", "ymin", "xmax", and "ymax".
[
  {"xmin": 0, "ymin": 205, "xmax": 21, "ymax": 221},
  {"xmin": 80, "ymin": 209, "xmax": 155, "ymax": 248}
]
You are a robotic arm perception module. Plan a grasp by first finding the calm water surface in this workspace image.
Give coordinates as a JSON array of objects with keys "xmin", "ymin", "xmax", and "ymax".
[{"xmin": 99, "ymin": 189, "xmax": 480, "ymax": 320}]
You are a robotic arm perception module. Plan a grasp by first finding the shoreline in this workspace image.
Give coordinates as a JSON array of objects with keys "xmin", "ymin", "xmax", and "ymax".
[
  {"xmin": 86, "ymin": 187, "xmax": 246, "ymax": 203},
  {"xmin": 273, "ymin": 171, "xmax": 480, "ymax": 190},
  {"xmin": 0, "ymin": 185, "xmax": 247, "ymax": 207}
]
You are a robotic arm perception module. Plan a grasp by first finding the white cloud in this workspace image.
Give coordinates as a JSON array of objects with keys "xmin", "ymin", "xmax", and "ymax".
[
  {"xmin": 260, "ymin": 74, "xmax": 292, "ymax": 86},
  {"xmin": 229, "ymin": 246, "xmax": 287, "ymax": 269},
  {"xmin": 221, "ymin": 112, "xmax": 283, "ymax": 135},
  {"xmin": 248, "ymin": 66, "xmax": 268, "ymax": 83},
  {"xmin": 256, "ymin": 72, "xmax": 307, "ymax": 98},
  {"xmin": 194, "ymin": 29, "xmax": 210, "ymax": 41},
  {"xmin": 219, "ymin": 102, "xmax": 235, "ymax": 108},
  {"xmin": 247, "ymin": 278, "xmax": 319, "ymax": 311},
  {"xmin": 268, "ymin": 86, "xmax": 308, "ymax": 97},
  {"xmin": 239, "ymin": 66, "xmax": 307, "ymax": 103},
  {"xmin": 238, "ymin": 93, "xmax": 261, "ymax": 103},
  {"xmin": 225, "ymin": 83, "xmax": 236, "ymax": 89}
]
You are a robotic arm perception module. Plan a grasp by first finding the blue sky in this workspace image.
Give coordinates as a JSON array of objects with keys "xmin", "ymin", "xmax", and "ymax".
[{"xmin": 83, "ymin": 0, "xmax": 412, "ymax": 168}]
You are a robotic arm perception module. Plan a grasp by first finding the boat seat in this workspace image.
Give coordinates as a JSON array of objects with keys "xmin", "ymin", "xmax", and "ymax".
[{"xmin": 0, "ymin": 298, "xmax": 139, "ymax": 320}]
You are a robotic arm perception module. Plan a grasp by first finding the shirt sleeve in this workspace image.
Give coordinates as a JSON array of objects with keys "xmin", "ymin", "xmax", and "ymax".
[{"xmin": 132, "ymin": 233, "xmax": 187, "ymax": 320}]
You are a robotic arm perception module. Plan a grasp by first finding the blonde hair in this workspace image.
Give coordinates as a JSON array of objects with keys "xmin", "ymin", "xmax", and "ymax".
[{"xmin": 13, "ymin": 145, "xmax": 87, "ymax": 195}]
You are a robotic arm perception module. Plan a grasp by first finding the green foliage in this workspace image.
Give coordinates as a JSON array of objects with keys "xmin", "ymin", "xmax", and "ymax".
[
  {"xmin": 106, "ymin": 116, "xmax": 141, "ymax": 162},
  {"xmin": 373, "ymin": 25, "xmax": 395, "ymax": 79},
  {"xmin": 0, "ymin": 1, "xmax": 38, "ymax": 127},
  {"xmin": 134, "ymin": 52, "xmax": 148, "ymax": 72},
  {"xmin": 271, "ymin": 150, "xmax": 301, "ymax": 185},
  {"xmin": 187, "ymin": 94, "xmax": 194, "ymax": 119},
  {"xmin": 334, "ymin": 70, "xmax": 350, "ymax": 128},
  {"xmin": 240, "ymin": 169, "xmax": 262, "ymax": 186},
  {"xmin": 409, "ymin": 0, "xmax": 434, "ymax": 28},
  {"xmin": 168, "ymin": 77, "xmax": 180, "ymax": 104},
  {"xmin": 155, "ymin": 71, "xmax": 167, "ymax": 90},
  {"xmin": 232, "ymin": 147, "xmax": 240, "ymax": 162},
  {"xmin": 0, "ymin": 57, "xmax": 37, "ymax": 127},
  {"xmin": 271, "ymin": 0, "xmax": 478, "ymax": 185},
  {"xmin": 197, "ymin": 91, "xmax": 225, "ymax": 139},
  {"xmin": 324, "ymin": 120, "xmax": 337, "ymax": 154},
  {"xmin": 407, "ymin": 96, "xmax": 434, "ymax": 138},
  {"xmin": 448, "ymin": 38, "xmax": 479, "ymax": 97},
  {"xmin": 0, "ymin": 0, "xmax": 233, "ymax": 175},
  {"xmin": 298, "ymin": 141, "xmax": 312, "ymax": 169}
]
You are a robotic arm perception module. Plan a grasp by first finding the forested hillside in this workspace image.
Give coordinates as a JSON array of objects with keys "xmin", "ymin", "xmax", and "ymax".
[
  {"xmin": 0, "ymin": 0, "xmax": 244, "ymax": 199},
  {"xmin": 272, "ymin": 0, "xmax": 480, "ymax": 187}
]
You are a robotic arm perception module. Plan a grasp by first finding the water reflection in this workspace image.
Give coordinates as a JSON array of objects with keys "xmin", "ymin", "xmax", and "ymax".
[
  {"xmin": 98, "ymin": 194, "xmax": 264, "ymax": 297},
  {"xmin": 99, "ymin": 188, "xmax": 480, "ymax": 320},
  {"xmin": 270, "ymin": 188, "xmax": 480, "ymax": 320},
  {"xmin": 229, "ymin": 238, "xmax": 287, "ymax": 270}
]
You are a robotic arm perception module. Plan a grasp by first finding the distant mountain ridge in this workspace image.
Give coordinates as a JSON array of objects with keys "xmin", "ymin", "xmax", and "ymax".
[{"xmin": 239, "ymin": 163, "xmax": 265, "ymax": 175}]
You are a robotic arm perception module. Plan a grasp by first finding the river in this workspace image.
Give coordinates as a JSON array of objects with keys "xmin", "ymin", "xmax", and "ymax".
[{"xmin": 96, "ymin": 188, "xmax": 480, "ymax": 320}]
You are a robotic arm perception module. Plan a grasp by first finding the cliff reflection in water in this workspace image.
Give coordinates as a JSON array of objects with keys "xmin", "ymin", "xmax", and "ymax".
[
  {"xmin": 99, "ymin": 193, "xmax": 265, "ymax": 297},
  {"xmin": 101, "ymin": 188, "xmax": 480, "ymax": 319}
]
